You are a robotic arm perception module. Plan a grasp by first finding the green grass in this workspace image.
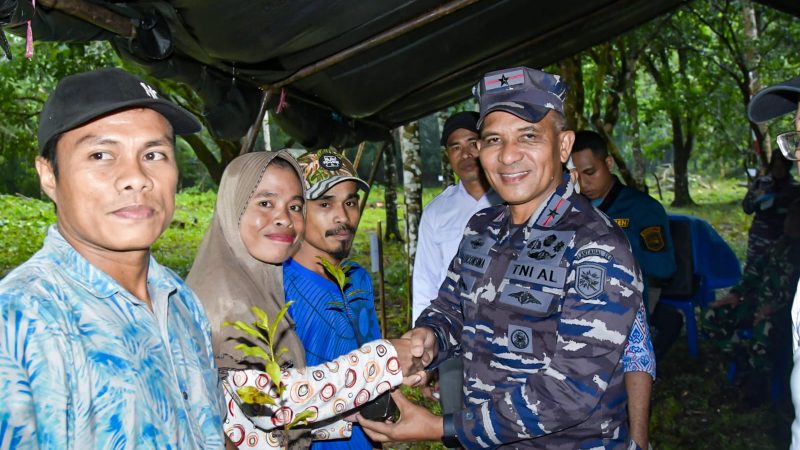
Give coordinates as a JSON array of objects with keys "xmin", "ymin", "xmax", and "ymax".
[{"xmin": 0, "ymin": 177, "xmax": 785, "ymax": 449}]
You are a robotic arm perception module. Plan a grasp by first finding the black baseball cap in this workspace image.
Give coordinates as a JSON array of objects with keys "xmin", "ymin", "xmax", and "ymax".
[
  {"xmin": 38, "ymin": 67, "xmax": 202, "ymax": 152},
  {"xmin": 440, "ymin": 111, "xmax": 479, "ymax": 146},
  {"xmin": 748, "ymin": 75, "xmax": 800, "ymax": 123},
  {"xmin": 474, "ymin": 66, "xmax": 567, "ymax": 128}
]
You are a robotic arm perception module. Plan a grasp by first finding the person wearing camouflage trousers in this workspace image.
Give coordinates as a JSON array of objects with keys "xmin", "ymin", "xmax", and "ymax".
[{"xmin": 704, "ymin": 201, "xmax": 800, "ymax": 383}]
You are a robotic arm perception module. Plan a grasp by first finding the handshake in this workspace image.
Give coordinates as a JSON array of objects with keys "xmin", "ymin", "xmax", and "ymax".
[{"xmin": 388, "ymin": 327, "xmax": 440, "ymax": 387}]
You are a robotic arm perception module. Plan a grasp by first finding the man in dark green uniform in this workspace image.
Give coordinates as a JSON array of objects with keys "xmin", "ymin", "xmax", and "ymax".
[
  {"xmin": 570, "ymin": 130, "xmax": 680, "ymax": 360},
  {"xmin": 703, "ymin": 201, "xmax": 800, "ymax": 404}
]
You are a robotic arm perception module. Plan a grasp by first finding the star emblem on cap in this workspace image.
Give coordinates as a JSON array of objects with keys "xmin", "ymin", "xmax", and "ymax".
[{"xmin": 499, "ymin": 74, "xmax": 509, "ymax": 86}]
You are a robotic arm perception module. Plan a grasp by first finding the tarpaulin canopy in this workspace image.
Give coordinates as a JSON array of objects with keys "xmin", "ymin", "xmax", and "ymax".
[{"xmin": 2, "ymin": 0, "xmax": 796, "ymax": 148}]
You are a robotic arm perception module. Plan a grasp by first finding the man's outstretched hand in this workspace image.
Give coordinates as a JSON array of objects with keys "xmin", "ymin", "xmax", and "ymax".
[
  {"xmin": 403, "ymin": 326, "xmax": 438, "ymax": 369},
  {"xmin": 357, "ymin": 390, "xmax": 443, "ymax": 443}
]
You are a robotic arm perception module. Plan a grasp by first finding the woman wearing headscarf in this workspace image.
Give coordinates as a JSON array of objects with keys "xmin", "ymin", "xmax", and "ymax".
[{"xmin": 188, "ymin": 151, "xmax": 415, "ymax": 449}]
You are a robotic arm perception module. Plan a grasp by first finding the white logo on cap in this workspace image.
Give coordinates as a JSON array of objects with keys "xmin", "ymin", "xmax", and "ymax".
[
  {"xmin": 140, "ymin": 82, "xmax": 158, "ymax": 99},
  {"xmin": 321, "ymin": 154, "xmax": 342, "ymax": 170}
]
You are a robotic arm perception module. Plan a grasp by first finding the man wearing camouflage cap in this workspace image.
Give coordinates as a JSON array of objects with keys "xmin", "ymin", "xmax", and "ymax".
[
  {"xmin": 359, "ymin": 67, "xmax": 643, "ymax": 449},
  {"xmin": 286, "ymin": 150, "xmax": 383, "ymax": 450}
]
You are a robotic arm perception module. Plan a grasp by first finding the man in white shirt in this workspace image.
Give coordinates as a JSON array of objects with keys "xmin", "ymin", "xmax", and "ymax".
[
  {"xmin": 747, "ymin": 75, "xmax": 800, "ymax": 449},
  {"xmin": 412, "ymin": 111, "xmax": 500, "ymax": 424}
]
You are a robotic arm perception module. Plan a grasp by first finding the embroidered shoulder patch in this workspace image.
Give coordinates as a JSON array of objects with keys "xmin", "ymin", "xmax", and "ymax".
[
  {"xmin": 640, "ymin": 225, "xmax": 665, "ymax": 252},
  {"xmin": 575, "ymin": 263, "xmax": 606, "ymax": 299},
  {"xmin": 614, "ymin": 218, "xmax": 630, "ymax": 228}
]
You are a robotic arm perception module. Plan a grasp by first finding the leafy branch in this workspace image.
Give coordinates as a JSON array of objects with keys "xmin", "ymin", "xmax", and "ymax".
[{"xmin": 224, "ymin": 303, "xmax": 314, "ymax": 445}]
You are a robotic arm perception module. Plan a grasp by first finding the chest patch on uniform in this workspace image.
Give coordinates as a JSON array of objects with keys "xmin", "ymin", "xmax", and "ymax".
[
  {"xmin": 499, "ymin": 287, "xmax": 554, "ymax": 314},
  {"xmin": 614, "ymin": 218, "xmax": 630, "ymax": 228},
  {"xmin": 575, "ymin": 248, "xmax": 613, "ymax": 262},
  {"xmin": 524, "ymin": 230, "xmax": 574, "ymax": 262},
  {"xmin": 639, "ymin": 225, "xmax": 665, "ymax": 252},
  {"xmin": 575, "ymin": 263, "xmax": 606, "ymax": 299},
  {"xmin": 461, "ymin": 252, "xmax": 492, "ymax": 273},
  {"xmin": 505, "ymin": 262, "xmax": 567, "ymax": 288},
  {"xmin": 507, "ymin": 325, "xmax": 533, "ymax": 354},
  {"xmin": 459, "ymin": 236, "xmax": 495, "ymax": 273}
]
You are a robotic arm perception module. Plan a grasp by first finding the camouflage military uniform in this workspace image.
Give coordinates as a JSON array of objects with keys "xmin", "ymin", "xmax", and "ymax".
[
  {"xmin": 703, "ymin": 235, "xmax": 800, "ymax": 372},
  {"xmin": 742, "ymin": 175, "xmax": 800, "ymax": 267},
  {"xmin": 417, "ymin": 174, "xmax": 643, "ymax": 449}
]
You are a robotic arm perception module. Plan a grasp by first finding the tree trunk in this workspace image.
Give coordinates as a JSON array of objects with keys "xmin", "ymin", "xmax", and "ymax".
[
  {"xmin": 383, "ymin": 137, "xmax": 402, "ymax": 242},
  {"xmin": 437, "ymin": 110, "xmax": 455, "ymax": 187},
  {"xmin": 741, "ymin": 0, "xmax": 770, "ymax": 170},
  {"xmin": 672, "ymin": 134, "xmax": 695, "ymax": 206},
  {"xmin": 624, "ymin": 82, "xmax": 646, "ymax": 192},
  {"xmin": 558, "ymin": 54, "xmax": 587, "ymax": 131},
  {"xmin": 398, "ymin": 122, "xmax": 423, "ymax": 267},
  {"xmin": 262, "ymin": 111, "xmax": 272, "ymax": 151},
  {"xmin": 181, "ymin": 134, "xmax": 224, "ymax": 184}
]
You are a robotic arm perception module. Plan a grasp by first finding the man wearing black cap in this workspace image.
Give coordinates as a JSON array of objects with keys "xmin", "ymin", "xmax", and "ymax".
[
  {"xmin": 0, "ymin": 68, "xmax": 224, "ymax": 448},
  {"xmin": 747, "ymin": 75, "xmax": 800, "ymax": 449},
  {"xmin": 360, "ymin": 67, "xmax": 642, "ymax": 449}
]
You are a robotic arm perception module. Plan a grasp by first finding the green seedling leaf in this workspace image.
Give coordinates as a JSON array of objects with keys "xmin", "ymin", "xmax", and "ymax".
[
  {"xmin": 251, "ymin": 306, "xmax": 271, "ymax": 331},
  {"xmin": 266, "ymin": 360, "xmax": 282, "ymax": 391},
  {"xmin": 346, "ymin": 289, "xmax": 366, "ymax": 298},
  {"xmin": 289, "ymin": 409, "xmax": 316, "ymax": 428},
  {"xmin": 233, "ymin": 343, "xmax": 272, "ymax": 362},
  {"xmin": 317, "ymin": 256, "xmax": 346, "ymax": 289},
  {"xmin": 223, "ymin": 320, "xmax": 263, "ymax": 340},
  {"xmin": 269, "ymin": 301, "xmax": 294, "ymax": 346},
  {"xmin": 236, "ymin": 386, "xmax": 277, "ymax": 405}
]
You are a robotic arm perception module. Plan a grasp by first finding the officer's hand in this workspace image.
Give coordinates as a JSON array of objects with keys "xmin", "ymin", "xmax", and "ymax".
[
  {"xmin": 709, "ymin": 293, "xmax": 740, "ymax": 309},
  {"xmin": 357, "ymin": 390, "xmax": 443, "ymax": 443},
  {"xmin": 402, "ymin": 327, "xmax": 438, "ymax": 370},
  {"xmin": 388, "ymin": 338, "xmax": 425, "ymax": 386},
  {"xmin": 419, "ymin": 370, "xmax": 439, "ymax": 401}
]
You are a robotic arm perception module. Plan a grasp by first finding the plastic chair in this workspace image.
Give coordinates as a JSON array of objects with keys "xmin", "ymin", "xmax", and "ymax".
[{"xmin": 658, "ymin": 215, "xmax": 742, "ymax": 358}]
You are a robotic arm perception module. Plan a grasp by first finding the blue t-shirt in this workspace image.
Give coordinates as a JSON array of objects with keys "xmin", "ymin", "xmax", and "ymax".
[{"xmin": 284, "ymin": 258, "xmax": 381, "ymax": 449}]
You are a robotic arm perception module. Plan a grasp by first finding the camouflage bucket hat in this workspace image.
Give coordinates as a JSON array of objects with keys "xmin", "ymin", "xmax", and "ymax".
[{"xmin": 296, "ymin": 150, "xmax": 370, "ymax": 200}]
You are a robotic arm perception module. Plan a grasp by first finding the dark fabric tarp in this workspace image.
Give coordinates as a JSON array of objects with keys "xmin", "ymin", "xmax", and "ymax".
[{"xmin": 3, "ymin": 0, "xmax": 792, "ymax": 148}]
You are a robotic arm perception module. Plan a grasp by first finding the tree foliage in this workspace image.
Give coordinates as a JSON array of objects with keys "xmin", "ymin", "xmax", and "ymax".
[{"xmin": 0, "ymin": 37, "xmax": 116, "ymax": 196}]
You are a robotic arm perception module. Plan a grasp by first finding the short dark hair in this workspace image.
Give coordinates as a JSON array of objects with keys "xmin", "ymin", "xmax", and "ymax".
[
  {"xmin": 550, "ymin": 111, "xmax": 567, "ymax": 132},
  {"xmin": 40, "ymin": 134, "xmax": 62, "ymax": 179},
  {"xmin": 572, "ymin": 130, "xmax": 608, "ymax": 159}
]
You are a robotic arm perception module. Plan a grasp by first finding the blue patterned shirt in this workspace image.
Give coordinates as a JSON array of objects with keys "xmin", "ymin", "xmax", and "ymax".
[{"xmin": 0, "ymin": 226, "xmax": 225, "ymax": 449}]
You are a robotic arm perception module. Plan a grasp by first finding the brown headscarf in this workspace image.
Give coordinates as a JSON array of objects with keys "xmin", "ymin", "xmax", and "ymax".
[{"xmin": 188, "ymin": 150, "xmax": 306, "ymax": 370}]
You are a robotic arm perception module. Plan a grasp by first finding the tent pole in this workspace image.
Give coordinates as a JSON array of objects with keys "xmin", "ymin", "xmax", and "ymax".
[
  {"xmin": 37, "ymin": 0, "xmax": 135, "ymax": 38},
  {"xmin": 269, "ymin": 0, "xmax": 480, "ymax": 90},
  {"xmin": 360, "ymin": 140, "xmax": 388, "ymax": 214},
  {"xmin": 240, "ymin": 89, "xmax": 273, "ymax": 155},
  {"xmin": 352, "ymin": 141, "xmax": 367, "ymax": 171}
]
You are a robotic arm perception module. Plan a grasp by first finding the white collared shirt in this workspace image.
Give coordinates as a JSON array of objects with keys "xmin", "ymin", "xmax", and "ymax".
[
  {"xmin": 791, "ymin": 277, "xmax": 800, "ymax": 449},
  {"xmin": 412, "ymin": 182, "xmax": 500, "ymax": 322}
]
